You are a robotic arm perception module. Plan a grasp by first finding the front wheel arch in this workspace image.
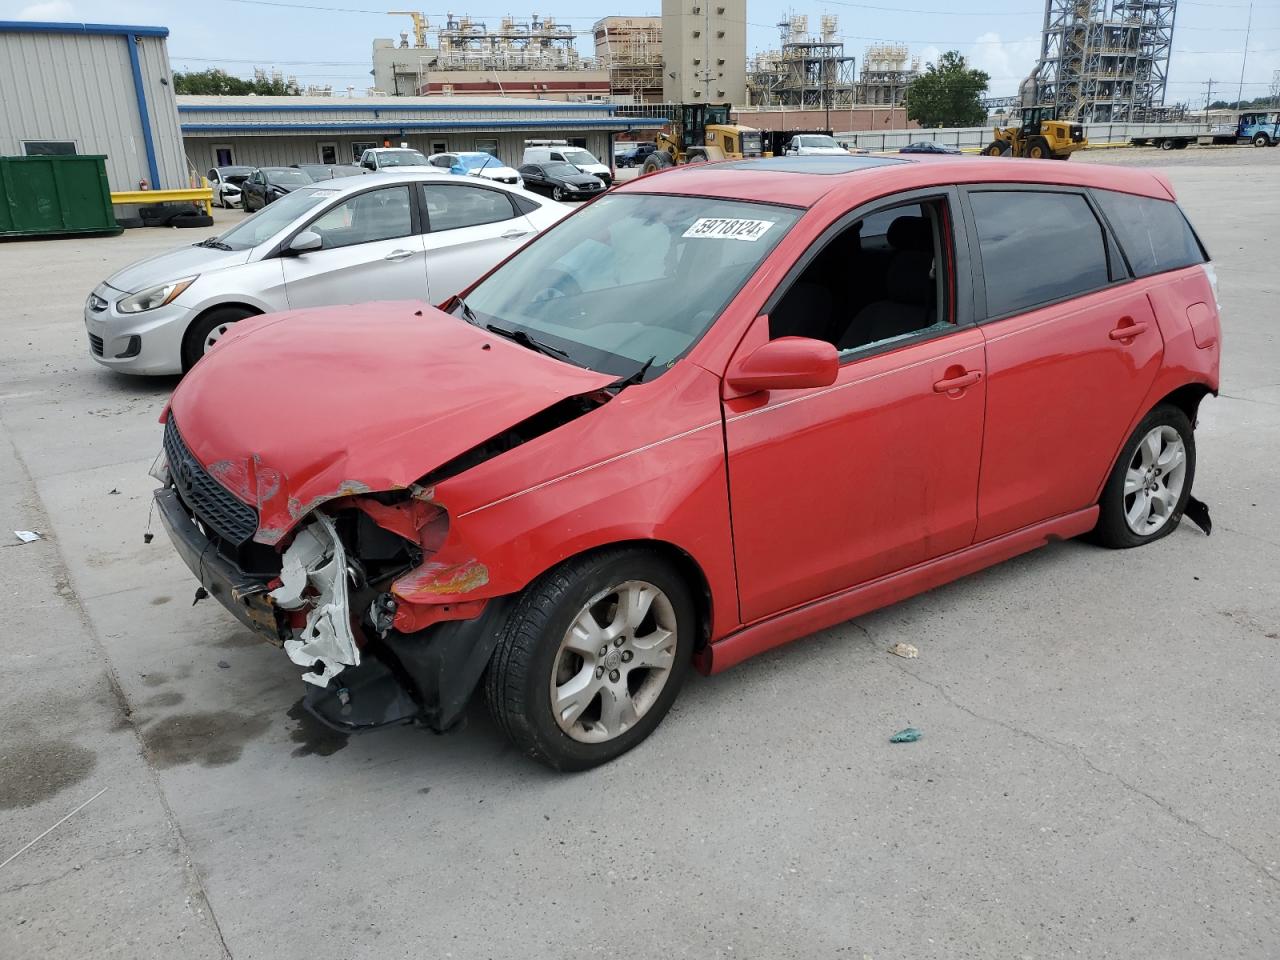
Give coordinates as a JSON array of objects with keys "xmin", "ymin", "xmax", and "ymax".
[{"xmin": 181, "ymin": 302, "xmax": 263, "ymax": 371}]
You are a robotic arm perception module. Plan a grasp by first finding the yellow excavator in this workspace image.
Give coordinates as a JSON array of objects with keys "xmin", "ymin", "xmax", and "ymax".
[
  {"xmin": 984, "ymin": 106, "xmax": 1087, "ymax": 160},
  {"xmin": 641, "ymin": 103, "xmax": 764, "ymax": 173}
]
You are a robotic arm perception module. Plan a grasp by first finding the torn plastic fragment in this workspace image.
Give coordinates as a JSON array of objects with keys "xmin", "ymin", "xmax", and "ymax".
[
  {"xmin": 270, "ymin": 512, "xmax": 360, "ymax": 688},
  {"xmin": 1183, "ymin": 495, "xmax": 1212, "ymax": 536},
  {"xmin": 890, "ymin": 727, "xmax": 922, "ymax": 743},
  {"xmin": 888, "ymin": 641, "xmax": 919, "ymax": 659}
]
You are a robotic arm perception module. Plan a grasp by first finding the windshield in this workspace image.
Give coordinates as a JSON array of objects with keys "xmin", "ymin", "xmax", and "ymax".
[
  {"xmin": 458, "ymin": 154, "xmax": 499, "ymax": 170},
  {"xmin": 802, "ymin": 136, "xmax": 840, "ymax": 148},
  {"xmin": 544, "ymin": 162, "xmax": 580, "ymax": 177},
  {"xmin": 218, "ymin": 166, "xmax": 253, "ymax": 177},
  {"xmin": 266, "ymin": 169, "xmax": 313, "ymax": 185},
  {"xmin": 561, "ymin": 148, "xmax": 598, "ymax": 166},
  {"xmin": 461, "ymin": 194, "xmax": 801, "ymax": 379},
  {"xmin": 213, "ymin": 187, "xmax": 337, "ymax": 250},
  {"xmin": 377, "ymin": 149, "xmax": 429, "ymax": 167}
]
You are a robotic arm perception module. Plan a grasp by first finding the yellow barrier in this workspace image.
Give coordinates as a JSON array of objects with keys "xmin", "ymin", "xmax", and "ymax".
[{"xmin": 110, "ymin": 185, "xmax": 213, "ymax": 215}]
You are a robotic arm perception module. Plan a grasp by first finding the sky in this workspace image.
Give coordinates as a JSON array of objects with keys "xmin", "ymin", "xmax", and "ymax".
[{"xmin": 3, "ymin": 0, "xmax": 1278, "ymax": 103}]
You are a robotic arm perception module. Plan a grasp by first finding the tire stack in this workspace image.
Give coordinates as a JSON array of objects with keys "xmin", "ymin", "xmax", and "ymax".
[{"xmin": 137, "ymin": 202, "xmax": 214, "ymax": 229}]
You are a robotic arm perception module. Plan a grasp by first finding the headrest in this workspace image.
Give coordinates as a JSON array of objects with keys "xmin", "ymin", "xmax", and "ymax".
[
  {"xmin": 885, "ymin": 251, "xmax": 935, "ymax": 306},
  {"xmin": 886, "ymin": 215, "xmax": 933, "ymax": 252}
]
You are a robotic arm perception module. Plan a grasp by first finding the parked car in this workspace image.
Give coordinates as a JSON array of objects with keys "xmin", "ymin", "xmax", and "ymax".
[
  {"xmin": 292, "ymin": 163, "xmax": 365, "ymax": 180},
  {"xmin": 240, "ymin": 167, "xmax": 314, "ymax": 211},
  {"xmin": 154, "ymin": 154, "xmax": 1219, "ymax": 771},
  {"xmin": 617, "ymin": 142, "xmax": 656, "ymax": 167},
  {"xmin": 357, "ymin": 147, "xmax": 435, "ymax": 173},
  {"xmin": 522, "ymin": 143, "xmax": 613, "ymax": 185},
  {"xmin": 84, "ymin": 173, "xmax": 566, "ymax": 374},
  {"xmin": 899, "ymin": 141, "xmax": 963, "ymax": 155},
  {"xmin": 785, "ymin": 134, "xmax": 849, "ymax": 156},
  {"xmin": 427, "ymin": 152, "xmax": 524, "ymax": 189},
  {"xmin": 206, "ymin": 165, "xmax": 253, "ymax": 208},
  {"xmin": 518, "ymin": 161, "xmax": 606, "ymax": 201}
]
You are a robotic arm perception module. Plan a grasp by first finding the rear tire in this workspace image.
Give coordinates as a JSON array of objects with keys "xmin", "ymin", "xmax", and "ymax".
[
  {"xmin": 1253, "ymin": 133, "xmax": 1271, "ymax": 147},
  {"xmin": 1090, "ymin": 404, "xmax": 1196, "ymax": 549},
  {"xmin": 484, "ymin": 548, "xmax": 695, "ymax": 771},
  {"xmin": 181, "ymin": 306, "xmax": 257, "ymax": 371},
  {"xmin": 1159, "ymin": 138, "xmax": 1176, "ymax": 151}
]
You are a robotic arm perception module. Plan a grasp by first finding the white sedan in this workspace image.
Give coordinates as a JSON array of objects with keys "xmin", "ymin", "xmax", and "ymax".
[{"xmin": 84, "ymin": 173, "xmax": 569, "ymax": 375}]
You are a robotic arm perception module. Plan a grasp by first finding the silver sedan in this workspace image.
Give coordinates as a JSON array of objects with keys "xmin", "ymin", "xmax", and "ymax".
[{"xmin": 85, "ymin": 172, "xmax": 570, "ymax": 375}]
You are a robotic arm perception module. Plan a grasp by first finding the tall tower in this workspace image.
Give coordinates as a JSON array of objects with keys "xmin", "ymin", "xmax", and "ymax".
[
  {"xmin": 662, "ymin": 0, "xmax": 747, "ymax": 105},
  {"xmin": 1027, "ymin": 0, "xmax": 1177, "ymax": 121}
]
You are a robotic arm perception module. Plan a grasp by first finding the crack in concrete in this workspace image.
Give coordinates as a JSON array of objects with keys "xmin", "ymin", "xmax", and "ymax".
[
  {"xmin": 0, "ymin": 421, "xmax": 235, "ymax": 960},
  {"xmin": 883, "ymin": 654, "xmax": 1279, "ymax": 889}
]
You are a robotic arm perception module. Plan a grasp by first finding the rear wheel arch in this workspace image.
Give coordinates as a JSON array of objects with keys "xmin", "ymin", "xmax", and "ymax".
[{"xmin": 1155, "ymin": 382, "xmax": 1213, "ymax": 427}]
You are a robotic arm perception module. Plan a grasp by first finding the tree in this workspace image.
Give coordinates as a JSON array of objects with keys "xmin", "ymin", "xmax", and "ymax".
[
  {"xmin": 174, "ymin": 68, "xmax": 301, "ymax": 96},
  {"xmin": 906, "ymin": 51, "xmax": 989, "ymax": 128}
]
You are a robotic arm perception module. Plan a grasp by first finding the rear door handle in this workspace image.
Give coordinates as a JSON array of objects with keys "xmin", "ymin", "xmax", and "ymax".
[
  {"xmin": 501, "ymin": 229, "xmax": 531, "ymax": 240},
  {"xmin": 384, "ymin": 249, "xmax": 415, "ymax": 262},
  {"xmin": 1109, "ymin": 318, "xmax": 1149, "ymax": 340},
  {"xmin": 933, "ymin": 370, "xmax": 983, "ymax": 393}
]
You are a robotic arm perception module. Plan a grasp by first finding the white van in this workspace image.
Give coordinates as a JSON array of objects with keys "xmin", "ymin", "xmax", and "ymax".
[{"xmin": 522, "ymin": 141, "xmax": 612, "ymax": 185}]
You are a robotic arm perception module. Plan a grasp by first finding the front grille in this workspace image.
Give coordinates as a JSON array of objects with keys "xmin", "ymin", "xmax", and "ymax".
[
  {"xmin": 88, "ymin": 333, "xmax": 104, "ymax": 356},
  {"xmin": 163, "ymin": 417, "xmax": 258, "ymax": 546}
]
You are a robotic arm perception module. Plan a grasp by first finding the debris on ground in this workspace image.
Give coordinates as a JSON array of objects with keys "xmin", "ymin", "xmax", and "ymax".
[
  {"xmin": 888, "ymin": 641, "xmax": 919, "ymax": 659},
  {"xmin": 108, "ymin": 488, "xmax": 120, "ymax": 495},
  {"xmin": 13, "ymin": 530, "xmax": 42, "ymax": 544},
  {"xmin": 143, "ymin": 532, "xmax": 154, "ymax": 543},
  {"xmin": 192, "ymin": 586, "xmax": 209, "ymax": 606},
  {"xmin": 890, "ymin": 727, "xmax": 922, "ymax": 743},
  {"xmin": 217, "ymin": 660, "xmax": 230, "ymax": 670},
  {"xmin": 1183, "ymin": 495, "xmax": 1212, "ymax": 535}
]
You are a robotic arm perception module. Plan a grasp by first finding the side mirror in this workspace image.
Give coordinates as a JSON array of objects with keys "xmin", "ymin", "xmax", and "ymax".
[
  {"xmin": 727, "ymin": 335, "xmax": 839, "ymax": 393},
  {"xmin": 288, "ymin": 230, "xmax": 322, "ymax": 254}
]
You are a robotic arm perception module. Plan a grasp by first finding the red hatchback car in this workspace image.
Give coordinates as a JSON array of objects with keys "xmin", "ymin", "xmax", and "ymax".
[{"xmin": 157, "ymin": 155, "xmax": 1220, "ymax": 769}]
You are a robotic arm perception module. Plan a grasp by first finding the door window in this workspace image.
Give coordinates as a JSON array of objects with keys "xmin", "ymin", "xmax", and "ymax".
[
  {"xmin": 351, "ymin": 141, "xmax": 377, "ymax": 162},
  {"xmin": 768, "ymin": 199, "xmax": 955, "ymax": 355},
  {"xmin": 969, "ymin": 190, "xmax": 1111, "ymax": 318},
  {"xmin": 23, "ymin": 140, "xmax": 76, "ymax": 156},
  {"xmin": 429, "ymin": 155, "xmax": 454, "ymax": 168},
  {"xmin": 1092, "ymin": 190, "xmax": 1206, "ymax": 278},
  {"xmin": 421, "ymin": 184, "xmax": 516, "ymax": 231},
  {"xmin": 475, "ymin": 138, "xmax": 499, "ymax": 157},
  {"xmin": 318, "ymin": 143, "xmax": 338, "ymax": 164},
  {"xmin": 214, "ymin": 146, "xmax": 234, "ymax": 166},
  {"xmin": 207, "ymin": 169, "xmax": 220, "ymax": 182},
  {"xmin": 306, "ymin": 187, "xmax": 413, "ymax": 250},
  {"xmin": 431, "ymin": 141, "xmax": 448, "ymax": 155}
]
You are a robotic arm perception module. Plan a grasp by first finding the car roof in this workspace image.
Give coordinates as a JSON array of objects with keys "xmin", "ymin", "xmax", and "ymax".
[
  {"xmin": 299, "ymin": 170, "xmax": 538, "ymax": 198},
  {"xmin": 620, "ymin": 155, "xmax": 1178, "ymax": 208}
]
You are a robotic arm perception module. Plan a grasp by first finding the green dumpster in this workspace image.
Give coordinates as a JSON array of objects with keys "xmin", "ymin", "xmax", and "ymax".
[{"xmin": 0, "ymin": 155, "xmax": 119, "ymax": 238}]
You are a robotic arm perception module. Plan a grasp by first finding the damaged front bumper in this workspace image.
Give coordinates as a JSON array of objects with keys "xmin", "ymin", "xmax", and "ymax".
[{"xmin": 155, "ymin": 486, "xmax": 508, "ymax": 733}]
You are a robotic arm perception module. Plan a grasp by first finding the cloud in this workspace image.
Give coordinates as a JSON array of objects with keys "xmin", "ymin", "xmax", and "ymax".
[{"xmin": 17, "ymin": 0, "xmax": 75, "ymax": 18}]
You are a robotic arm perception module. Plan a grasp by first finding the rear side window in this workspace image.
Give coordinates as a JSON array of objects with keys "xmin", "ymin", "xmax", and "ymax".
[
  {"xmin": 1092, "ymin": 190, "xmax": 1207, "ymax": 278},
  {"xmin": 421, "ymin": 183, "xmax": 516, "ymax": 231},
  {"xmin": 969, "ymin": 190, "xmax": 1111, "ymax": 318}
]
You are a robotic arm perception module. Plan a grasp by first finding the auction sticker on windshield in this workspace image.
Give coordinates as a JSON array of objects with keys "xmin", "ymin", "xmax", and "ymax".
[{"xmin": 682, "ymin": 218, "xmax": 775, "ymax": 241}]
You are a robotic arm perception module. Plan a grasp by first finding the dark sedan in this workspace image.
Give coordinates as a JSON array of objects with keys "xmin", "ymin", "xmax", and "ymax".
[
  {"xmin": 240, "ymin": 167, "xmax": 314, "ymax": 211},
  {"xmin": 898, "ymin": 141, "xmax": 963, "ymax": 155},
  {"xmin": 518, "ymin": 162, "xmax": 606, "ymax": 201},
  {"xmin": 617, "ymin": 142, "xmax": 656, "ymax": 167}
]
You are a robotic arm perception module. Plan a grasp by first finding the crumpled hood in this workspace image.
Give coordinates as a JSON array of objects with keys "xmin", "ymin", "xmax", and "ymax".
[
  {"xmin": 166, "ymin": 303, "xmax": 616, "ymax": 544},
  {"xmin": 106, "ymin": 244, "xmax": 253, "ymax": 293}
]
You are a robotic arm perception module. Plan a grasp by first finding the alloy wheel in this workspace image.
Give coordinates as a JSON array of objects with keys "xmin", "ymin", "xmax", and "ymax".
[
  {"xmin": 1123, "ymin": 425, "xmax": 1187, "ymax": 535},
  {"xmin": 550, "ymin": 580, "xmax": 678, "ymax": 744}
]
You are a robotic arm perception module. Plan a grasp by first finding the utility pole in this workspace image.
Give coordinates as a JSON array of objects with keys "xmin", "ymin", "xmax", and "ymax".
[
  {"xmin": 1203, "ymin": 78, "xmax": 1215, "ymax": 119},
  {"xmin": 1236, "ymin": 0, "xmax": 1254, "ymax": 109}
]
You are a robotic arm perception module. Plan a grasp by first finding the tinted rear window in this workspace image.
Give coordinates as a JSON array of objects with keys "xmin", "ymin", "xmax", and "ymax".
[
  {"xmin": 970, "ymin": 190, "xmax": 1111, "ymax": 317},
  {"xmin": 1092, "ymin": 189, "xmax": 1207, "ymax": 278}
]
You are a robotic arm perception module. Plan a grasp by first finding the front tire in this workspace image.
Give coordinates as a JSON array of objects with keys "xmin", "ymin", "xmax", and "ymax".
[
  {"xmin": 1159, "ymin": 138, "xmax": 1176, "ymax": 151},
  {"xmin": 1253, "ymin": 133, "xmax": 1271, "ymax": 147},
  {"xmin": 485, "ymin": 548, "xmax": 695, "ymax": 771},
  {"xmin": 552, "ymin": 186, "xmax": 564, "ymax": 201},
  {"xmin": 181, "ymin": 306, "xmax": 257, "ymax": 371},
  {"xmin": 984, "ymin": 140, "xmax": 1011, "ymax": 157},
  {"xmin": 1091, "ymin": 404, "xmax": 1196, "ymax": 549}
]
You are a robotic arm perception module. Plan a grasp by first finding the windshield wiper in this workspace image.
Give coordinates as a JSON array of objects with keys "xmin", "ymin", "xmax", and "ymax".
[
  {"xmin": 194, "ymin": 237, "xmax": 232, "ymax": 250},
  {"xmin": 485, "ymin": 323, "xmax": 571, "ymax": 360},
  {"xmin": 451, "ymin": 295, "xmax": 479, "ymax": 325},
  {"xmin": 609, "ymin": 355, "xmax": 656, "ymax": 392}
]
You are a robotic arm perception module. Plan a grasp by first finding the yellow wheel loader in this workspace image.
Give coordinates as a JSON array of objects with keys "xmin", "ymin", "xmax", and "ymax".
[
  {"xmin": 641, "ymin": 103, "xmax": 764, "ymax": 174},
  {"xmin": 984, "ymin": 106, "xmax": 1087, "ymax": 160}
]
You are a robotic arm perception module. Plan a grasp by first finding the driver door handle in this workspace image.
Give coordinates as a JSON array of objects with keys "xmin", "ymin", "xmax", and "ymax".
[
  {"xmin": 501, "ymin": 229, "xmax": 531, "ymax": 240},
  {"xmin": 383, "ymin": 249, "xmax": 415, "ymax": 262},
  {"xmin": 933, "ymin": 370, "xmax": 983, "ymax": 393}
]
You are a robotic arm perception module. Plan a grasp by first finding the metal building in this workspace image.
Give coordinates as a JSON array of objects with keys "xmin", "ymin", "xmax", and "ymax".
[
  {"xmin": 0, "ymin": 20, "xmax": 186, "ymax": 191},
  {"xmin": 1024, "ymin": 0, "xmax": 1177, "ymax": 121},
  {"xmin": 858, "ymin": 45, "xmax": 920, "ymax": 107},
  {"xmin": 177, "ymin": 96, "xmax": 656, "ymax": 172},
  {"xmin": 747, "ymin": 16, "xmax": 856, "ymax": 109},
  {"xmin": 594, "ymin": 17, "xmax": 664, "ymax": 104}
]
